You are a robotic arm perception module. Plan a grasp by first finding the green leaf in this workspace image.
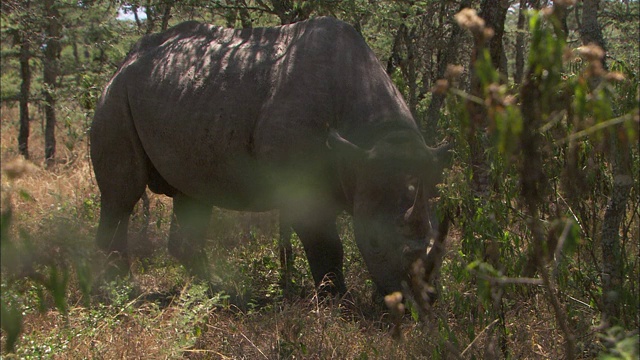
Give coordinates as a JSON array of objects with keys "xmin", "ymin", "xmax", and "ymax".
[
  {"xmin": 18, "ymin": 189, "xmax": 35, "ymax": 202},
  {"xmin": 45, "ymin": 266, "xmax": 69, "ymax": 317}
]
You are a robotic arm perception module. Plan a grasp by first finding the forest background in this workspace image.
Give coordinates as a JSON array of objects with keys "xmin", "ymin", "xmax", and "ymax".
[{"xmin": 1, "ymin": 0, "xmax": 638, "ymax": 358}]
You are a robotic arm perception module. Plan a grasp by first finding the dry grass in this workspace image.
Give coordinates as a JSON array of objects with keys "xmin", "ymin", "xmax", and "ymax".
[{"xmin": 1, "ymin": 105, "xmax": 612, "ymax": 359}]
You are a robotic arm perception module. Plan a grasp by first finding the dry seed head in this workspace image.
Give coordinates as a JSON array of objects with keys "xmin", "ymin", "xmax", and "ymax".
[
  {"xmin": 454, "ymin": 8, "xmax": 485, "ymax": 34},
  {"xmin": 504, "ymin": 95, "xmax": 516, "ymax": 106},
  {"xmin": 487, "ymin": 83, "xmax": 502, "ymax": 95},
  {"xmin": 555, "ymin": 0, "xmax": 577, "ymax": 6},
  {"xmin": 483, "ymin": 27, "xmax": 495, "ymax": 41},
  {"xmin": 605, "ymin": 72, "xmax": 626, "ymax": 82},
  {"xmin": 563, "ymin": 47, "xmax": 574, "ymax": 62},
  {"xmin": 384, "ymin": 291, "xmax": 403, "ymax": 309},
  {"xmin": 578, "ymin": 44, "xmax": 605, "ymax": 62},
  {"xmin": 432, "ymin": 79, "xmax": 450, "ymax": 95},
  {"xmin": 541, "ymin": 7, "xmax": 554, "ymax": 18},
  {"xmin": 588, "ymin": 60, "xmax": 605, "ymax": 77},
  {"xmin": 445, "ymin": 64, "xmax": 464, "ymax": 79},
  {"xmin": 2, "ymin": 158, "xmax": 37, "ymax": 180}
]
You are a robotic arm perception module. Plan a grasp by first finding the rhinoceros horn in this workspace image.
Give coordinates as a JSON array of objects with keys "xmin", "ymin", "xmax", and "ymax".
[{"xmin": 404, "ymin": 179, "xmax": 427, "ymax": 225}]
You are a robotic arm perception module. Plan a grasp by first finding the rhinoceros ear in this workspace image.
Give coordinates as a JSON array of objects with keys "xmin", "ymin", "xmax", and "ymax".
[
  {"xmin": 427, "ymin": 144, "xmax": 453, "ymax": 171},
  {"xmin": 431, "ymin": 142, "xmax": 453, "ymax": 169},
  {"xmin": 326, "ymin": 129, "xmax": 366, "ymax": 160}
]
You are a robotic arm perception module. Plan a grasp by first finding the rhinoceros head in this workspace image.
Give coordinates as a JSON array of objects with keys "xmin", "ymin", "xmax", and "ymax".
[{"xmin": 328, "ymin": 129, "xmax": 452, "ymax": 296}]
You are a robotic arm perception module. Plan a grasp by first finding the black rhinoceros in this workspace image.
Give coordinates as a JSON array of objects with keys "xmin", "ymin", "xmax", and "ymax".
[{"xmin": 91, "ymin": 17, "xmax": 450, "ymax": 297}]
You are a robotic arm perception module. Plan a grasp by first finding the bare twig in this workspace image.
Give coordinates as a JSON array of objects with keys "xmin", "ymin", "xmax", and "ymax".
[
  {"xmin": 450, "ymin": 87, "xmax": 485, "ymax": 105},
  {"xmin": 486, "ymin": 275, "xmax": 544, "ymax": 286},
  {"xmin": 557, "ymin": 113, "xmax": 635, "ymax": 146},
  {"xmin": 558, "ymin": 194, "xmax": 586, "ymax": 235},
  {"xmin": 182, "ymin": 349, "xmax": 234, "ymax": 359},
  {"xmin": 239, "ymin": 331, "xmax": 269, "ymax": 359},
  {"xmin": 567, "ymin": 295, "xmax": 593, "ymax": 310},
  {"xmin": 553, "ymin": 219, "xmax": 574, "ymax": 275},
  {"xmin": 461, "ymin": 318, "xmax": 500, "ymax": 357}
]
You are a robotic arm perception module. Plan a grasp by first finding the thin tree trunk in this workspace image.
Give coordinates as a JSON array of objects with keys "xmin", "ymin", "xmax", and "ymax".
[
  {"xmin": 222, "ymin": 0, "xmax": 253, "ymax": 28},
  {"xmin": 581, "ymin": 0, "xmax": 607, "ymax": 68},
  {"xmin": 425, "ymin": 1, "xmax": 470, "ymax": 144},
  {"xmin": 238, "ymin": 0, "xmax": 253, "ymax": 28},
  {"xmin": 132, "ymin": 4, "xmax": 143, "ymax": 31},
  {"xmin": 468, "ymin": 0, "xmax": 509, "ymax": 197},
  {"xmin": 578, "ymin": 0, "xmax": 625, "ymax": 326},
  {"xmin": 18, "ymin": 24, "xmax": 31, "ymax": 159},
  {"xmin": 470, "ymin": 2, "xmax": 510, "ymax": 356},
  {"xmin": 160, "ymin": 1, "xmax": 173, "ymax": 31},
  {"xmin": 499, "ymin": 42, "xmax": 508, "ymax": 80},
  {"xmin": 553, "ymin": 3, "xmax": 570, "ymax": 42},
  {"xmin": 43, "ymin": 0, "xmax": 61, "ymax": 165},
  {"xmin": 386, "ymin": 24, "xmax": 406, "ymax": 76},
  {"xmin": 514, "ymin": 0, "xmax": 527, "ymax": 85},
  {"xmin": 405, "ymin": 27, "xmax": 418, "ymax": 120},
  {"xmin": 520, "ymin": 50, "xmax": 576, "ymax": 360},
  {"xmin": 601, "ymin": 140, "xmax": 632, "ymax": 326},
  {"xmin": 270, "ymin": 0, "xmax": 296, "ymax": 24},
  {"xmin": 145, "ymin": 0, "xmax": 156, "ymax": 34},
  {"xmin": 479, "ymin": 0, "xmax": 509, "ymax": 73}
]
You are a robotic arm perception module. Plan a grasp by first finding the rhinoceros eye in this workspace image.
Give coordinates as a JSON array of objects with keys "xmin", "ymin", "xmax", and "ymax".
[{"xmin": 406, "ymin": 176, "xmax": 419, "ymax": 196}]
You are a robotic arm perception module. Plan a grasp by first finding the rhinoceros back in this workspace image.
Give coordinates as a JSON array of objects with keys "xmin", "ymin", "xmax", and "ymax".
[{"xmin": 92, "ymin": 17, "xmax": 415, "ymax": 210}]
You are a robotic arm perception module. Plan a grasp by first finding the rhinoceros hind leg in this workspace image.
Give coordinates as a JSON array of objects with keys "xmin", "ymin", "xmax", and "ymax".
[
  {"xmin": 96, "ymin": 187, "xmax": 145, "ymax": 279},
  {"xmin": 92, "ymin": 106, "xmax": 150, "ymax": 279},
  {"xmin": 290, "ymin": 210, "xmax": 346, "ymax": 296},
  {"xmin": 278, "ymin": 213, "xmax": 294, "ymax": 297},
  {"xmin": 168, "ymin": 193, "xmax": 212, "ymax": 280}
]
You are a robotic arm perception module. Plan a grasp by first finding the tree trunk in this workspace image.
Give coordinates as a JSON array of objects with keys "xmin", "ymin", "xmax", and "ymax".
[
  {"xmin": 238, "ymin": 4, "xmax": 253, "ymax": 28},
  {"xmin": 18, "ymin": 12, "xmax": 31, "ymax": 159},
  {"xmin": 467, "ymin": 1, "xmax": 511, "ymax": 356},
  {"xmin": 499, "ymin": 42, "xmax": 508, "ymax": 80},
  {"xmin": 553, "ymin": 2, "xmax": 570, "ymax": 42},
  {"xmin": 519, "ymin": 45, "xmax": 576, "ymax": 360},
  {"xmin": 270, "ymin": 0, "xmax": 296, "ymax": 24},
  {"xmin": 578, "ymin": 0, "xmax": 625, "ymax": 326},
  {"xmin": 424, "ymin": 0, "xmax": 470, "ymax": 144},
  {"xmin": 145, "ymin": 0, "xmax": 156, "ymax": 34},
  {"xmin": 580, "ymin": 0, "xmax": 607, "ymax": 68},
  {"xmin": 160, "ymin": 1, "xmax": 173, "ymax": 31},
  {"xmin": 223, "ymin": 0, "xmax": 253, "ymax": 28},
  {"xmin": 514, "ymin": 0, "xmax": 527, "ymax": 85},
  {"xmin": 479, "ymin": 0, "xmax": 509, "ymax": 73},
  {"xmin": 386, "ymin": 24, "xmax": 406, "ymax": 76},
  {"xmin": 600, "ymin": 140, "xmax": 632, "ymax": 326},
  {"xmin": 467, "ymin": 0, "xmax": 510, "ymax": 196},
  {"xmin": 268, "ymin": 0, "xmax": 312, "ymax": 24},
  {"xmin": 132, "ymin": 4, "xmax": 143, "ymax": 31},
  {"xmin": 466, "ymin": 0, "xmax": 511, "ymax": 195},
  {"xmin": 405, "ymin": 27, "xmax": 418, "ymax": 120},
  {"xmin": 43, "ymin": 0, "xmax": 61, "ymax": 165}
]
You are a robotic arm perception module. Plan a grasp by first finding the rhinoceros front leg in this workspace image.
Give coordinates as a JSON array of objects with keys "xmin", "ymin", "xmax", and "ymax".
[
  {"xmin": 168, "ymin": 193, "xmax": 212, "ymax": 281},
  {"xmin": 289, "ymin": 209, "xmax": 346, "ymax": 296}
]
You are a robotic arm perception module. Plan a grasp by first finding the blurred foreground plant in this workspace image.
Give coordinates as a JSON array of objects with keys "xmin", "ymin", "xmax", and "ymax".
[
  {"xmin": 435, "ymin": 6, "xmax": 638, "ymax": 358},
  {"xmin": 1, "ymin": 158, "xmax": 94, "ymax": 354}
]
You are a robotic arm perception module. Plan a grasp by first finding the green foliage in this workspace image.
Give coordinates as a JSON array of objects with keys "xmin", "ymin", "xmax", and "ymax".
[
  {"xmin": 437, "ymin": 7, "xmax": 638, "ymax": 358},
  {"xmin": 598, "ymin": 327, "xmax": 640, "ymax": 360}
]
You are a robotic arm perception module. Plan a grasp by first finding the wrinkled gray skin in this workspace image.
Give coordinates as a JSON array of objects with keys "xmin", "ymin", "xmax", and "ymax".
[{"xmin": 91, "ymin": 17, "xmax": 450, "ymax": 296}]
